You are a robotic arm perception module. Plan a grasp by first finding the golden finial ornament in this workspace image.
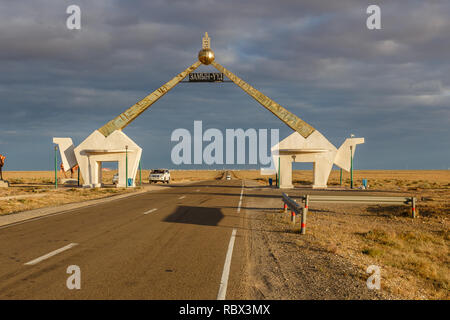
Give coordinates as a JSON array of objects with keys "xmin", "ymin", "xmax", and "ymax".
[{"xmin": 198, "ymin": 32, "xmax": 215, "ymax": 65}]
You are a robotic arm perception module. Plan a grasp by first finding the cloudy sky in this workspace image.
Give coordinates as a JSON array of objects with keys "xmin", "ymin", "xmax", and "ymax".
[{"xmin": 0, "ymin": 0, "xmax": 449, "ymax": 171}]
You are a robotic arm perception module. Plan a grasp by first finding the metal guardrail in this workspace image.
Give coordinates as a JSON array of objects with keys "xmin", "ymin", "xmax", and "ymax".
[
  {"xmin": 299, "ymin": 195, "xmax": 416, "ymax": 218},
  {"xmin": 282, "ymin": 193, "xmax": 307, "ymax": 234},
  {"xmin": 282, "ymin": 193, "xmax": 418, "ymax": 235},
  {"xmin": 299, "ymin": 195, "xmax": 414, "ymax": 204}
]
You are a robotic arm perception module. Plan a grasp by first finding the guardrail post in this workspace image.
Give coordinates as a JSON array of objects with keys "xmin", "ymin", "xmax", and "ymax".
[
  {"xmin": 411, "ymin": 197, "xmax": 416, "ymax": 218},
  {"xmin": 291, "ymin": 211, "xmax": 296, "ymax": 224},
  {"xmin": 301, "ymin": 195, "xmax": 309, "ymax": 234}
]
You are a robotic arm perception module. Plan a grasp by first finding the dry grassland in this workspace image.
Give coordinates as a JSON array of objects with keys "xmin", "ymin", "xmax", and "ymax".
[{"xmin": 234, "ymin": 170, "xmax": 449, "ymax": 299}]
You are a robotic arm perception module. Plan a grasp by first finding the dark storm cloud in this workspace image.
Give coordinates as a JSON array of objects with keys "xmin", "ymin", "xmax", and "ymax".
[{"xmin": 0, "ymin": 0, "xmax": 449, "ymax": 170}]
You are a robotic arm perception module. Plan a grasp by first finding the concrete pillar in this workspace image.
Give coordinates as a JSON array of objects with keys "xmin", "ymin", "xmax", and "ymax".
[
  {"xmin": 279, "ymin": 155, "xmax": 294, "ymax": 189},
  {"xmin": 117, "ymin": 155, "xmax": 127, "ymax": 188},
  {"xmin": 97, "ymin": 161, "xmax": 103, "ymax": 187},
  {"xmin": 312, "ymin": 159, "xmax": 333, "ymax": 189},
  {"xmin": 92, "ymin": 160, "xmax": 101, "ymax": 188},
  {"xmin": 84, "ymin": 155, "xmax": 95, "ymax": 188}
]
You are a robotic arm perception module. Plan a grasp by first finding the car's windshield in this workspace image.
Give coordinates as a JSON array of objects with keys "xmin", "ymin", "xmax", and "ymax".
[{"xmin": 152, "ymin": 170, "xmax": 165, "ymax": 174}]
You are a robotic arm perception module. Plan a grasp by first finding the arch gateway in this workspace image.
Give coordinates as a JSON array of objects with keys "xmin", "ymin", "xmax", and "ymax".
[{"xmin": 53, "ymin": 33, "xmax": 364, "ymax": 188}]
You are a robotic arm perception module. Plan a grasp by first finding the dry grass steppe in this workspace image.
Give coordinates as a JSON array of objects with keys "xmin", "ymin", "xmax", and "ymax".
[{"xmin": 233, "ymin": 170, "xmax": 449, "ymax": 299}]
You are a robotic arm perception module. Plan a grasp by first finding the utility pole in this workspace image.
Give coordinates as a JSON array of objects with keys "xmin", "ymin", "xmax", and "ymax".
[
  {"xmin": 277, "ymin": 157, "xmax": 280, "ymax": 188},
  {"xmin": 125, "ymin": 145, "xmax": 128, "ymax": 188},
  {"xmin": 350, "ymin": 145, "xmax": 353, "ymax": 189},
  {"xmin": 350, "ymin": 133, "xmax": 355, "ymax": 189},
  {"xmin": 54, "ymin": 145, "xmax": 58, "ymax": 189}
]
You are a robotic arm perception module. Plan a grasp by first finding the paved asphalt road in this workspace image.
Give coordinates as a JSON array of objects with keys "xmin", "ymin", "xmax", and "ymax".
[{"xmin": 0, "ymin": 179, "xmax": 248, "ymax": 299}]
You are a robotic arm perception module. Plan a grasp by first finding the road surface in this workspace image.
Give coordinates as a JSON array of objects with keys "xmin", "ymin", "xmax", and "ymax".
[{"xmin": 0, "ymin": 179, "xmax": 247, "ymax": 299}]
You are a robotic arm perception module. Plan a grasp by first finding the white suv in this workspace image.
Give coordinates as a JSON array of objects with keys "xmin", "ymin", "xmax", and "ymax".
[{"xmin": 149, "ymin": 169, "xmax": 170, "ymax": 184}]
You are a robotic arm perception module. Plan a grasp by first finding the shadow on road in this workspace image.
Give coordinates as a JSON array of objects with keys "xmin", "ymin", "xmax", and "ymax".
[{"xmin": 163, "ymin": 206, "xmax": 224, "ymax": 226}]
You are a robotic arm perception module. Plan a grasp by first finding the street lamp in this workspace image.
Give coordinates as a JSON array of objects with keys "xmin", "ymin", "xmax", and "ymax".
[
  {"xmin": 54, "ymin": 145, "xmax": 58, "ymax": 189},
  {"xmin": 125, "ymin": 145, "xmax": 128, "ymax": 188},
  {"xmin": 277, "ymin": 157, "xmax": 280, "ymax": 188},
  {"xmin": 139, "ymin": 160, "xmax": 142, "ymax": 186},
  {"xmin": 350, "ymin": 134, "xmax": 354, "ymax": 189}
]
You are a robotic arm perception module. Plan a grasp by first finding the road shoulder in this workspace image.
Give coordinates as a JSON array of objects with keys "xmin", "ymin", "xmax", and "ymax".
[{"xmin": 242, "ymin": 181, "xmax": 393, "ymax": 299}]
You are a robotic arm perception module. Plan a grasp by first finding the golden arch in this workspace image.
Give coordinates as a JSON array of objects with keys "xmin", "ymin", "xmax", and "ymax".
[{"xmin": 98, "ymin": 32, "xmax": 316, "ymax": 140}]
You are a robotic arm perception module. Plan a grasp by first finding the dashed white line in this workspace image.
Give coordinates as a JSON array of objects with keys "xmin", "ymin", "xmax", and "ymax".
[
  {"xmin": 217, "ymin": 228, "xmax": 237, "ymax": 300},
  {"xmin": 179, "ymin": 195, "xmax": 186, "ymax": 200},
  {"xmin": 143, "ymin": 208, "xmax": 157, "ymax": 215},
  {"xmin": 237, "ymin": 182, "xmax": 244, "ymax": 213},
  {"xmin": 24, "ymin": 243, "xmax": 78, "ymax": 266}
]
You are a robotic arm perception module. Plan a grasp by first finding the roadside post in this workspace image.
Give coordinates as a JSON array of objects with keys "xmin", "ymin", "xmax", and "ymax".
[
  {"xmin": 412, "ymin": 197, "xmax": 416, "ymax": 218},
  {"xmin": 54, "ymin": 145, "xmax": 58, "ymax": 189},
  {"xmin": 301, "ymin": 195, "xmax": 309, "ymax": 234},
  {"xmin": 340, "ymin": 168, "xmax": 342, "ymax": 186},
  {"xmin": 282, "ymin": 193, "xmax": 309, "ymax": 234},
  {"xmin": 77, "ymin": 166, "xmax": 80, "ymax": 187}
]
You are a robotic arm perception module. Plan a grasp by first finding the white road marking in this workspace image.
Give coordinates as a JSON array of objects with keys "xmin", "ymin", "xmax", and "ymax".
[
  {"xmin": 217, "ymin": 228, "xmax": 237, "ymax": 300},
  {"xmin": 179, "ymin": 196, "xmax": 186, "ymax": 200},
  {"xmin": 24, "ymin": 243, "xmax": 78, "ymax": 266},
  {"xmin": 237, "ymin": 181, "xmax": 244, "ymax": 213},
  {"xmin": 143, "ymin": 208, "xmax": 157, "ymax": 215}
]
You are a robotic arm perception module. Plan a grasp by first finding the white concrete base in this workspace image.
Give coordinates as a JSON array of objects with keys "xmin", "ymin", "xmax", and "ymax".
[
  {"xmin": 272, "ymin": 131, "xmax": 364, "ymax": 189},
  {"xmin": 59, "ymin": 178, "xmax": 78, "ymax": 186},
  {"xmin": 0, "ymin": 180, "xmax": 9, "ymax": 188},
  {"xmin": 54, "ymin": 130, "xmax": 142, "ymax": 189},
  {"xmin": 279, "ymin": 155, "xmax": 294, "ymax": 189},
  {"xmin": 53, "ymin": 137, "xmax": 77, "ymax": 171}
]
